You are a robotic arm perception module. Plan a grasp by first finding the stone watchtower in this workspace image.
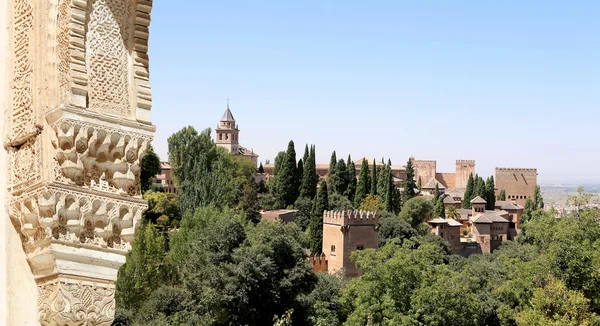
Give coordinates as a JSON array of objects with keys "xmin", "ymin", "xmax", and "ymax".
[
  {"xmin": 215, "ymin": 104, "xmax": 240, "ymax": 154},
  {"xmin": 455, "ymin": 160, "xmax": 475, "ymax": 188},
  {"xmin": 322, "ymin": 210, "xmax": 379, "ymax": 277}
]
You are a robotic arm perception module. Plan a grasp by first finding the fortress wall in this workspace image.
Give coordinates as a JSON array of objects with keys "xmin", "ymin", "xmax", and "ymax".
[
  {"xmin": 495, "ymin": 168, "xmax": 537, "ymax": 206},
  {"xmin": 436, "ymin": 173, "xmax": 456, "ymax": 189}
]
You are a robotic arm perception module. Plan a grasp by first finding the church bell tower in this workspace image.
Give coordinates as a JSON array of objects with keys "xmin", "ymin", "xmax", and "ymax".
[{"xmin": 216, "ymin": 103, "xmax": 240, "ymax": 154}]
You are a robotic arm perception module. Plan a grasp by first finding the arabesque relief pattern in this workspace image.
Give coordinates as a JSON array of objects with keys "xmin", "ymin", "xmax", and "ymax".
[
  {"xmin": 5, "ymin": 0, "xmax": 154, "ymax": 324},
  {"xmin": 87, "ymin": 0, "xmax": 133, "ymax": 115},
  {"xmin": 38, "ymin": 277, "xmax": 116, "ymax": 326}
]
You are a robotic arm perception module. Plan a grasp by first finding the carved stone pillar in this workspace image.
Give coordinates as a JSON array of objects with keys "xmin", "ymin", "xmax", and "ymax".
[{"xmin": 4, "ymin": 0, "xmax": 154, "ymax": 324}]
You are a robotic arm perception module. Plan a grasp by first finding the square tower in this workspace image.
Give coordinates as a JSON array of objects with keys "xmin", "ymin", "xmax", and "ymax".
[
  {"xmin": 455, "ymin": 160, "xmax": 476, "ymax": 188},
  {"xmin": 322, "ymin": 210, "xmax": 379, "ymax": 277}
]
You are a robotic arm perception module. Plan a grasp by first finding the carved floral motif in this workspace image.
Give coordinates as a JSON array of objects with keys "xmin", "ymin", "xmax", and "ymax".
[{"xmin": 38, "ymin": 278, "xmax": 115, "ymax": 326}]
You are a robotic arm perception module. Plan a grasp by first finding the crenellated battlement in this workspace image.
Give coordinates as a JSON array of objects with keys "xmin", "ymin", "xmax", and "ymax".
[
  {"xmin": 323, "ymin": 210, "xmax": 379, "ymax": 226},
  {"xmin": 496, "ymin": 167, "xmax": 537, "ymax": 173},
  {"xmin": 456, "ymin": 160, "xmax": 475, "ymax": 165}
]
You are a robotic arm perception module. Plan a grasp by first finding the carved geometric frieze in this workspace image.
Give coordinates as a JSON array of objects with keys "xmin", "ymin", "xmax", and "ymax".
[
  {"xmin": 38, "ymin": 276, "xmax": 116, "ymax": 326},
  {"xmin": 9, "ymin": 186, "xmax": 146, "ymax": 257},
  {"xmin": 6, "ymin": 134, "xmax": 43, "ymax": 194}
]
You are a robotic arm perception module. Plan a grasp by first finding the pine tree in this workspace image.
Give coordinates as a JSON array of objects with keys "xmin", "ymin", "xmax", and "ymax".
[
  {"xmin": 336, "ymin": 159, "xmax": 349, "ymax": 195},
  {"xmin": 463, "ymin": 173, "xmax": 474, "ymax": 208},
  {"xmin": 309, "ymin": 181, "xmax": 329, "ymax": 254},
  {"xmin": 499, "ymin": 189, "xmax": 506, "ymax": 201},
  {"xmin": 300, "ymin": 145, "xmax": 318, "ymax": 199},
  {"xmin": 417, "ymin": 176, "xmax": 422, "ymax": 190},
  {"xmin": 403, "ymin": 159, "xmax": 417, "ymax": 203},
  {"xmin": 278, "ymin": 141, "xmax": 299, "ymax": 207},
  {"xmin": 346, "ymin": 155, "xmax": 357, "ymax": 203},
  {"xmin": 533, "ymin": 185, "xmax": 544, "ymax": 210},
  {"xmin": 257, "ymin": 162, "xmax": 264, "ymax": 174},
  {"xmin": 485, "ymin": 176, "xmax": 496, "ymax": 210},
  {"xmin": 354, "ymin": 158, "xmax": 371, "ymax": 207},
  {"xmin": 371, "ymin": 159, "xmax": 378, "ymax": 195}
]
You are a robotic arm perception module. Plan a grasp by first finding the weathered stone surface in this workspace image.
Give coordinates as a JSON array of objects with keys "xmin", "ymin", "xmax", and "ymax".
[{"xmin": 2, "ymin": 0, "xmax": 155, "ymax": 324}]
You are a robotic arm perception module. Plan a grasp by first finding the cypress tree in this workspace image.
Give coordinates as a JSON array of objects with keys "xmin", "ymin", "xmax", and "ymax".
[
  {"xmin": 417, "ymin": 176, "xmax": 422, "ymax": 190},
  {"xmin": 328, "ymin": 151, "xmax": 337, "ymax": 178},
  {"xmin": 273, "ymin": 151, "xmax": 286, "ymax": 176},
  {"xmin": 377, "ymin": 160, "xmax": 389, "ymax": 198},
  {"xmin": 334, "ymin": 159, "xmax": 349, "ymax": 195},
  {"xmin": 309, "ymin": 181, "xmax": 329, "ymax": 254},
  {"xmin": 296, "ymin": 158, "xmax": 304, "ymax": 195},
  {"xmin": 346, "ymin": 155, "xmax": 357, "ymax": 203},
  {"xmin": 403, "ymin": 159, "xmax": 417, "ymax": 203},
  {"xmin": 463, "ymin": 173, "xmax": 474, "ymax": 208},
  {"xmin": 371, "ymin": 158, "xmax": 378, "ymax": 195},
  {"xmin": 434, "ymin": 196, "xmax": 446, "ymax": 218},
  {"xmin": 303, "ymin": 144, "xmax": 309, "ymax": 165},
  {"xmin": 475, "ymin": 176, "xmax": 486, "ymax": 199},
  {"xmin": 354, "ymin": 158, "xmax": 371, "ymax": 207},
  {"xmin": 485, "ymin": 176, "xmax": 496, "ymax": 210},
  {"xmin": 384, "ymin": 171, "xmax": 394, "ymax": 212},
  {"xmin": 257, "ymin": 162, "xmax": 264, "ymax": 174},
  {"xmin": 433, "ymin": 183, "xmax": 441, "ymax": 203},
  {"xmin": 300, "ymin": 145, "xmax": 318, "ymax": 199},
  {"xmin": 533, "ymin": 185, "xmax": 544, "ymax": 210},
  {"xmin": 499, "ymin": 189, "xmax": 506, "ymax": 201},
  {"xmin": 278, "ymin": 141, "xmax": 299, "ymax": 207}
]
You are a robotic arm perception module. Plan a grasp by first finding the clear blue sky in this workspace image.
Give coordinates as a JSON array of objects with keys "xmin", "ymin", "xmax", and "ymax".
[{"xmin": 148, "ymin": 1, "xmax": 600, "ymax": 183}]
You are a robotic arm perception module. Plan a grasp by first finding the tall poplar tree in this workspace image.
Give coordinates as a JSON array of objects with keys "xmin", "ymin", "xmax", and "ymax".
[
  {"xmin": 371, "ymin": 158, "xmax": 378, "ymax": 195},
  {"xmin": 278, "ymin": 141, "xmax": 299, "ymax": 207},
  {"xmin": 328, "ymin": 151, "xmax": 337, "ymax": 178},
  {"xmin": 417, "ymin": 176, "xmax": 422, "ymax": 190},
  {"xmin": 485, "ymin": 176, "xmax": 496, "ymax": 210},
  {"xmin": 309, "ymin": 181, "xmax": 329, "ymax": 254},
  {"xmin": 384, "ymin": 171, "xmax": 394, "ymax": 212},
  {"xmin": 463, "ymin": 173, "xmax": 475, "ymax": 209},
  {"xmin": 346, "ymin": 155, "xmax": 357, "ymax": 203},
  {"xmin": 377, "ymin": 160, "xmax": 390, "ymax": 198},
  {"xmin": 434, "ymin": 196, "xmax": 446, "ymax": 218},
  {"xmin": 354, "ymin": 158, "xmax": 371, "ymax": 207},
  {"xmin": 403, "ymin": 159, "xmax": 417, "ymax": 203}
]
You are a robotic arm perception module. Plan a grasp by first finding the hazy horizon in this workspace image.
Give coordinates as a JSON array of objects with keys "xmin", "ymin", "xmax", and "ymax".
[{"xmin": 148, "ymin": 1, "xmax": 600, "ymax": 184}]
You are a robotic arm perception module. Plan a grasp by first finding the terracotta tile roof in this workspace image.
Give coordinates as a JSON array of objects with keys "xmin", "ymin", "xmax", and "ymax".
[
  {"xmin": 443, "ymin": 195, "xmax": 456, "ymax": 204},
  {"xmin": 429, "ymin": 218, "xmax": 462, "ymax": 227},
  {"xmin": 423, "ymin": 178, "xmax": 446, "ymax": 189},
  {"xmin": 472, "ymin": 211, "xmax": 509, "ymax": 224},
  {"xmin": 471, "ymin": 196, "xmax": 487, "ymax": 204}
]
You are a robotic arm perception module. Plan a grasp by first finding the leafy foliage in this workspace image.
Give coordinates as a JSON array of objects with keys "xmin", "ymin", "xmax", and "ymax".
[
  {"xmin": 359, "ymin": 194, "xmax": 384, "ymax": 212},
  {"xmin": 400, "ymin": 197, "xmax": 434, "ymax": 228}
]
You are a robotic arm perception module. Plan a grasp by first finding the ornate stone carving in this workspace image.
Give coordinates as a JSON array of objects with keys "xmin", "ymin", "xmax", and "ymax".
[
  {"xmin": 9, "ymin": 187, "xmax": 145, "ymax": 254},
  {"xmin": 87, "ymin": 0, "xmax": 133, "ymax": 116},
  {"xmin": 51, "ymin": 118, "xmax": 151, "ymax": 197},
  {"xmin": 38, "ymin": 277, "xmax": 116, "ymax": 326},
  {"xmin": 10, "ymin": 0, "xmax": 35, "ymax": 141}
]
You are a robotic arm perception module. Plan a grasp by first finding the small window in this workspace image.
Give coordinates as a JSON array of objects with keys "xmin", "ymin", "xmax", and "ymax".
[
  {"xmin": 356, "ymin": 245, "xmax": 365, "ymax": 250},
  {"xmin": 330, "ymin": 244, "xmax": 336, "ymax": 256}
]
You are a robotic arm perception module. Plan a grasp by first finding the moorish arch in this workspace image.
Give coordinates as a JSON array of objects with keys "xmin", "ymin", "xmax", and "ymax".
[{"xmin": 2, "ymin": 0, "xmax": 155, "ymax": 324}]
